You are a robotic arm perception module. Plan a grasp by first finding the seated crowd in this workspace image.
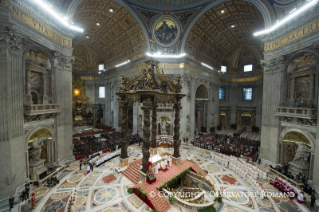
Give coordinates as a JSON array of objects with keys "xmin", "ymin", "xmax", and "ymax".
[
  {"xmin": 127, "ymin": 134, "xmax": 142, "ymax": 145},
  {"xmin": 191, "ymin": 133, "xmax": 260, "ymax": 157},
  {"xmin": 95, "ymin": 150, "xmax": 120, "ymax": 166},
  {"xmin": 73, "ymin": 132, "xmax": 120, "ymax": 157}
]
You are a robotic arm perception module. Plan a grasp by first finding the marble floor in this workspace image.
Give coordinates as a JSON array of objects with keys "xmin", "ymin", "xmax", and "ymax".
[{"xmin": 10, "ymin": 144, "xmax": 313, "ymax": 212}]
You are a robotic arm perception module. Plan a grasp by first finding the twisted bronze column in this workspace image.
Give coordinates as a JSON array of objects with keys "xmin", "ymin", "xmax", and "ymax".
[
  {"xmin": 173, "ymin": 101, "xmax": 182, "ymax": 158},
  {"xmin": 141, "ymin": 98, "xmax": 152, "ymax": 173},
  {"xmin": 151, "ymin": 104, "xmax": 157, "ymax": 149},
  {"xmin": 120, "ymin": 100, "xmax": 128, "ymax": 159}
]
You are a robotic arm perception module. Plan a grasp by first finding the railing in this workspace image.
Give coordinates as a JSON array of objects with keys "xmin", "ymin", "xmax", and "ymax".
[
  {"xmin": 279, "ymin": 101, "xmax": 315, "ymax": 109},
  {"xmin": 33, "ymin": 165, "xmax": 66, "ymax": 186},
  {"xmin": 269, "ymin": 168, "xmax": 304, "ymax": 189},
  {"xmin": 24, "ymin": 104, "xmax": 61, "ymax": 115},
  {"xmin": 275, "ymin": 107, "xmax": 317, "ymax": 119}
]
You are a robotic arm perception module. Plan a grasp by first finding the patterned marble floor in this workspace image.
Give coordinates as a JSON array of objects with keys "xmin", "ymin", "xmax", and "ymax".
[{"xmin": 13, "ymin": 144, "xmax": 310, "ymax": 212}]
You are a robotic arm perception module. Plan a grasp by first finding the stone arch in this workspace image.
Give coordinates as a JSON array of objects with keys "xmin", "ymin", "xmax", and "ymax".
[
  {"xmin": 279, "ymin": 128, "xmax": 315, "ymax": 152},
  {"xmin": 285, "ymin": 50, "xmax": 319, "ymax": 71},
  {"xmin": 66, "ymin": 0, "xmax": 150, "ymax": 52},
  {"xmin": 25, "ymin": 126, "xmax": 54, "ymax": 148},
  {"xmin": 23, "ymin": 45, "xmax": 54, "ymax": 69},
  {"xmin": 181, "ymin": 0, "xmax": 273, "ymax": 52},
  {"xmin": 195, "ymin": 84, "xmax": 209, "ymax": 99}
]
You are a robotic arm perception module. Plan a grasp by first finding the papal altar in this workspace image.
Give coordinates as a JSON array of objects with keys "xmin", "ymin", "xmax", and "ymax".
[{"xmin": 156, "ymin": 135, "xmax": 173, "ymax": 148}]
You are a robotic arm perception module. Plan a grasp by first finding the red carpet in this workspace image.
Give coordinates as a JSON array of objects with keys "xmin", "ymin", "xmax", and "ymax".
[{"xmin": 133, "ymin": 160, "xmax": 207, "ymax": 212}]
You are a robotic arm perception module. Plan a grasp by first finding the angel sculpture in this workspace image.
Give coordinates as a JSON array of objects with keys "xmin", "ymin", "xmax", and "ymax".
[
  {"xmin": 174, "ymin": 76, "xmax": 182, "ymax": 93},
  {"xmin": 292, "ymin": 144, "xmax": 310, "ymax": 166},
  {"xmin": 120, "ymin": 75, "xmax": 126, "ymax": 91},
  {"xmin": 29, "ymin": 137, "xmax": 47, "ymax": 161}
]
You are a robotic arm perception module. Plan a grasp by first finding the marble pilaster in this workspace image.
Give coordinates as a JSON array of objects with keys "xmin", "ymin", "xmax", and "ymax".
[
  {"xmin": 190, "ymin": 81, "xmax": 196, "ymax": 137},
  {"xmin": 52, "ymin": 51, "xmax": 74, "ymax": 164},
  {"xmin": 43, "ymin": 72, "xmax": 48, "ymax": 104},
  {"xmin": 0, "ymin": 28, "xmax": 26, "ymax": 199}
]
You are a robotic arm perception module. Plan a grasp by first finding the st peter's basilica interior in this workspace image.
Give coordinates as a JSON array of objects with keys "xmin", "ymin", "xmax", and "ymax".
[{"xmin": 1, "ymin": 0, "xmax": 319, "ymax": 211}]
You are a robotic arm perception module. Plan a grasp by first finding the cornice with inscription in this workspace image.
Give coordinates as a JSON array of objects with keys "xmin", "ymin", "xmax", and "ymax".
[
  {"xmin": 258, "ymin": 4, "xmax": 319, "ymax": 43},
  {"xmin": 11, "ymin": 0, "xmax": 75, "ymax": 39}
]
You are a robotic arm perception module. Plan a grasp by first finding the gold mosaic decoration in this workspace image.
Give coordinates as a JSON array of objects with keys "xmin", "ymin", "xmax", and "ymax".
[
  {"xmin": 283, "ymin": 131, "xmax": 310, "ymax": 146},
  {"xmin": 29, "ymin": 129, "xmax": 52, "ymax": 142}
]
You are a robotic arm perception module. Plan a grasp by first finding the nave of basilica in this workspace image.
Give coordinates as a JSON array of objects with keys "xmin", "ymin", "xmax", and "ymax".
[{"xmin": 0, "ymin": 0, "xmax": 319, "ymax": 211}]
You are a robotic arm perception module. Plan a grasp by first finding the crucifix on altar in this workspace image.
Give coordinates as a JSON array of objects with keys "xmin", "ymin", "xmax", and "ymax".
[{"xmin": 116, "ymin": 59, "xmax": 185, "ymax": 182}]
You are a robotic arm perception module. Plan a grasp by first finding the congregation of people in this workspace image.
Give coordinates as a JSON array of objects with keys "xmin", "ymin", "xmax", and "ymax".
[
  {"xmin": 128, "ymin": 134, "xmax": 142, "ymax": 145},
  {"xmin": 212, "ymin": 153, "xmax": 267, "ymax": 199},
  {"xmin": 191, "ymin": 133, "xmax": 260, "ymax": 158},
  {"xmin": 73, "ymin": 132, "xmax": 120, "ymax": 157},
  {"xmin": 95, "ymin": 150, "xmax": 120, "ymax": 167}
]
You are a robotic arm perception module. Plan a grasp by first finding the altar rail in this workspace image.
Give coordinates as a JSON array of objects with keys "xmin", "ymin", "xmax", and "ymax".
[
  {"xmin": 24, "ymin": 104, "xmax": 61, "ymax": 115},
  {"xmin": 269, "ymin": 168, "xmax": 304, "ymax": 189},
  {"xmin": 275, "ymin": 107, "xmax": 317, "ymax": 119},
  {"xmin": 163, "ymin": 188, "xmax": 214, "ymax": 211}
]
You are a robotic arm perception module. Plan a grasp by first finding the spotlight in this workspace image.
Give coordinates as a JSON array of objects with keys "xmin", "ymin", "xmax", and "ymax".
[
  {"xmin": 221, "ymin": 10, "xmax": 224, "ymax": 13},
  {"xmin": 86, "ymin": 35, "xmax": 90, "ymax": 39},
  {"xmin": 96, "ymin": 22, "xmax": 100, "ymax": 26},
  {"xmin": 109, "ymin": 8, "xmax": 114, "ymax": 12},
  {"xmin": 231, "ymin": 25, "xmax": 235, "ymax": 28}
]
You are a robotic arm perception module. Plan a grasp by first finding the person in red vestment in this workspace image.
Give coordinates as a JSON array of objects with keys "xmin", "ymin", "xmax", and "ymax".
[{"xmin": 31, "ymin": 193, "xmax": 35, "ymax": 209}]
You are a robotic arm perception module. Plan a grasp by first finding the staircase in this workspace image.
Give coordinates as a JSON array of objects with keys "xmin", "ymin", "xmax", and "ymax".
[
  {"xmin": 122, "ymin": 159, "xmax": 142, "ymax": 184},
  {"xmin": 149, "ymin": 193, "xmax": 171, "ymax": 212}
]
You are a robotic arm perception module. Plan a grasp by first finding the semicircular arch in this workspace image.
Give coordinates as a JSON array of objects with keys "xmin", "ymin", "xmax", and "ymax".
[
  {"xmin": 181, "ymin": 0, "xmax": 273, "ymax": 59},
  {"xmin": 25, "ymin": 126, "xmax": 55, "ymax": 148},
  {"xmin": 279, "ymin": 128, "xmax": 315, "ymax": 152},
  {"xmin": 195, "ymin": 84, "xmax": 209, "ymax": 99}
]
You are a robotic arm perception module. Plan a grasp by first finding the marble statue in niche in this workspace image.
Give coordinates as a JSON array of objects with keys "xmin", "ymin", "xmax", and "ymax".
[
  {"xmin": 291, "ymin": 144, "xmax": 310, "ymax": 166},
  {"xmin": 29, "ymin": 137, "xmax": 47, "ymax": 162},
  {"xmin": 161, "ymin": 119, "xmax": 168, "ymax": 134}
]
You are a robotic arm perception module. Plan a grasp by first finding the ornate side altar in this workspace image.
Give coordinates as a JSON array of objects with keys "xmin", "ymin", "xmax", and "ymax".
[{"xmin": 116, "ymin": 59, "xmax": 185, "ymax": 179}]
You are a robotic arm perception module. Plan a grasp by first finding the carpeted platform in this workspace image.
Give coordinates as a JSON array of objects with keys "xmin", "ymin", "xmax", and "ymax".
[{"xmin": 133, "ymin": 160, "xmax": 207, "ymax": 212}]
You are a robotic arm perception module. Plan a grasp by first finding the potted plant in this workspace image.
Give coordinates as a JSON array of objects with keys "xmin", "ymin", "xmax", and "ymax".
[
  {"xmin": 217, "ymin": 191, "xmax": 222, "ymax": 203},
  {"xmin": 168, "ymin": 194, "xmax": 175, "ymax": 203},
  {"xmin": 127, "ymin": 187, "xmax": 133, "ymax": 194}
]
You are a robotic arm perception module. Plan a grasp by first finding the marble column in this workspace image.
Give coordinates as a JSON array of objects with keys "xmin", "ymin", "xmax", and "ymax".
[
  {"xmin": 190, "ymin": 81, "xmax": 196, "ymax": 138},
  {"xmin": 43, "ymin": 72, "xmax": 48, "ymax": 104},
  {"xmin": 25, "ymin": 69, "xmax": 32, "ymax": 105},
  {"xmin": 290, "ymin": 77, "xmax": 295, "ymax": 102},
  {"xmin": 104, "ymin": 82, "xmax": 111, "ymax": 125}
]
